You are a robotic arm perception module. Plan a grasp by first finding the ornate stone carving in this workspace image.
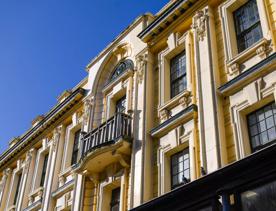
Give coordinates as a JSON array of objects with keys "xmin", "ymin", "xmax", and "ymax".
[
  {"xmin": 52, "ymin": 125, "xmax": 62, "ymax": 152},
  {"xmin": 0, "ymin": 168, "xmax": 11, "ymax": 193},
  {"xmin": 136, "ymin": 53, "xmax": 148, "ymax": 84},
  {"xmin": 112, "ymin": 43, "xmax": 132, "ymax": 61},
  {"xmin": 83, "ymin": 96, "xmax": 94, "ymax": 126},
  {"xmin": 192, "ymin": 9, "xmax": 208, "ymax": 41},
  {"xmin": 24, "ymin": 148, "xmax": 34, "ymax": 171},
  {"xmin": 228, "ymin": 63, "xmax": 240, "ymax": 76},
  {"xmin": 179, "ymin": 91, "xmax": 192, "ymax": 108},
  {"xmin": 159, "ymin": 109, "xmax": 170, "ymax": 121}
]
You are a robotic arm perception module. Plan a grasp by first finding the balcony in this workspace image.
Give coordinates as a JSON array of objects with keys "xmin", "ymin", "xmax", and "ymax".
[{"xmin": 77, "ymin": 113, "xmax": 132, "ymax": 173}]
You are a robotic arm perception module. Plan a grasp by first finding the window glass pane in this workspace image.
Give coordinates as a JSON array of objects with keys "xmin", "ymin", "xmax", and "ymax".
[
  {"xmin": 233, "ymin": 0, "xmax": 263, "ymax": 52},
  {"xmin": 171, "ymin": 148, "xmax": 190, "ymax": 189},
  {"xmin": 110, "ymin": 187, "xmax": 120, "ymax": 211},
  {"xmin": 13, "ymin": 173, "xmax": 22, "ymax": 205},
  {"xmin": 71, "ymin": 129, "xmax": 81, "ymax": 165},
  {"xmin": 170, "ymin": 51, "xmax": 186, "ymax": 98},
  {"xmin": 241, "ymin": 180, "xmax": 276, "ymax": 211},
  {"xmin": 266, "ymin": 116, "xmax": 274, "ymax": 129},
  {"xmin": 40, "ymin": 154, "xmax": 49, "ymax": 187},
  {"xmin": 268, "ymin": 127, "xmax": 276, "ymax": 141},
  {"xmin": 247, "ymin": 102, "xmax": 276, "ymax": 152}
]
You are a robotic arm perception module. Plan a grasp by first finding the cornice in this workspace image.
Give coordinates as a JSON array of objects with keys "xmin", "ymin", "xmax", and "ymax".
[
  {"xmin": 0, "ymin": 88, "xmax": 86, "ymax": 169},
  {"xmin": 137, "ymin": 0, "xmax": 196, "ymax": 42},
  {"xmin": 218, "ymin": 52, "xmax": 276, "ymax": 96}
]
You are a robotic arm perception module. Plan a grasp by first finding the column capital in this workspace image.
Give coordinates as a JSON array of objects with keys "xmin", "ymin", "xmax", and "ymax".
[{"xmin": 192, "ymin": 8, "xmax": 209, "ymax": 41}]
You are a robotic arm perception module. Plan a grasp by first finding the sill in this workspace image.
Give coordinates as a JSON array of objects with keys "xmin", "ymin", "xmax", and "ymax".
[
  {"xmin": 158, "ymin": 90, "xmax": 192, "ymax": 122},
  {"xmin": 52, "ymin": 179, "xmax": 75, "ymax": 199},
  {"xmin": 58, "ymin": 166, "xmax": 76, "ymax": 187},
  {"xmin": 252, "ymin": 139, "xmax": 276, "ymax": 153},
  {"xmin": 28, "ymin": 187, "xmax": 44, "ymax": 205},
  {"xmin": 226, "ymin": 38, "xmax": 271, "ymax": 77}
]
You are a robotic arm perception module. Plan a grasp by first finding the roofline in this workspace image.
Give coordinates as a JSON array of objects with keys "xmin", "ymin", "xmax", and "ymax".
[
  {"xmin": 86, "ymin": 13, "xmax": 154, "ymax": 70},
  {"xmin": 137, "ymin": 0, "xmax": 194, "ymax": 40},
  {"xmin": 0, "ymin": 88, "xmax": 86, "ymax": 167}
]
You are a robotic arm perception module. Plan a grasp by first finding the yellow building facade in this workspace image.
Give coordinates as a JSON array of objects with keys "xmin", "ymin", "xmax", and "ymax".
[{"xmin": 0, "ymin": 0, "xmax": 276, "ymax": 210}]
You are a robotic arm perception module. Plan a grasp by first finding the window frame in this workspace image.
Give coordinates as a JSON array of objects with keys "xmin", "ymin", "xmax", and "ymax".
[
  {"xmin": 246, "ymin": 102, "xmax": 276, "ymax": 152},
  {"xmin": 170, "ymin": 148, "xmax": 190, "ymax": 190},
  {"xmin": 219, "ymin": 0, "xmax": 272, "ymax": 71},
  {"xmin": 233, "ymin": 0, "xmax": 263, "ymax": 53},
  {"xmin": 110, "ymin": 187, "xmax": 121, "ymax": 211},
  {"xmin": 71, "ymin": 129, "xmax": 81, "ymax": 166},
  {"xmin": 170, "ymin": 50, "xmax": 187, "ymax": 98},
  {"xmin": 13, "ymin": 172, "xmax": 22, "ymax": 205},
  {"xmin": 39, "ymin": 153, "xmax": 49, "ymax": 187}
]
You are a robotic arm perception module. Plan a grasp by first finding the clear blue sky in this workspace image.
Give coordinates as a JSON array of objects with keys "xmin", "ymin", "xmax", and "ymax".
[{"xmin": 0, "ymin": 0, "xmax": 168, "ymax": 153}]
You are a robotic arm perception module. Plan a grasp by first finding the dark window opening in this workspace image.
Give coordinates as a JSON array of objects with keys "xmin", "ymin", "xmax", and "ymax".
[
  {"xmin": 240, "ymin": 180, "xmax": 276, "ymax": 211},
  {"xmin": 71, "ymin": 129, "xmax": 81, "ymax": 165},
  {"xmin": 247, "ymin": 102, "xmax": 276, "ymax": 152},
  {"xmin": 233, "ymin": 0, "xmax": 263, "ymax": 53},
  {"xmin": 110, "ymin": 59, "xmax": 134, "ymax": 82},
  {"xmin": 171, "ymin": 148, "xmax": 190, "ymax": 189},
  {"xmin": 40, "ymin": 153, "xmax": 49, "ymax": 187},
  {"xmin": 110, "ymin": 187, "xmax": 121, "ymax": 211},
  {"xmin": 13, "ymin": 172, "xmax": 22, "ymax": 205},
  {"xmin": 115, "ymin": 96, "xmax": 126, "ymax": 114},
  {"xmin": 170, "ymin": 51, "xmax": 187, "ymax": 98}
]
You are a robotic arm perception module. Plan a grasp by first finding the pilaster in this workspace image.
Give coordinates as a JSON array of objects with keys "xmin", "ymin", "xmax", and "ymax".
[
  {"xmin": 42, "ymin": 125, "xmax": 63, "ymax": 211},
  {"xmin": 192, "ymin": 6, "xmax": 227, "ymax": 173}
]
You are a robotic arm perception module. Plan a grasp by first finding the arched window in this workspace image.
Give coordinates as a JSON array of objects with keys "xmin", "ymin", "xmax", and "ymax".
[{"xmin": 110, "ymin": 59, "xmax": 134, "ymax": 82}]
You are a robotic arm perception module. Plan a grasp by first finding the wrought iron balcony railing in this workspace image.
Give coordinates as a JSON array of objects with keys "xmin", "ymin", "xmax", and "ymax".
[{"xmin": 80, "ymin": 113, "xmax": 132, "ymax": 159}]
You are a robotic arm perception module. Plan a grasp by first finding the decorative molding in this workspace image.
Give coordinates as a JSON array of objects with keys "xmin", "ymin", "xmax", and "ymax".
[
  {"xmin": 52, "ymin": 125, "xmax": 63, "ymax": 152},
  {"xmin": 228, "ymin": 63, "xmax": 240, "ymax": 77},
  {"xmin": 159, "ymin": 109, "xmax": 170, "ymax": 122},
  {"xmin": 112, "ymin": 43, "xmax": 132, "ymax": 61},
  {"xmin": 136, "ymin": 53, "xmax": 148, "ymax": 84},
  {"xmin": 83, "ymin": 96, "xmax": 94, "ymax": 126},
  {"xmin": 192, "ymin": 9, "xmax": 208, "ymax": 41},
  {"xmin": 0, "ymin": 168, "xmax": 11, "ymax": 193},
  {"xmin": 24, "ymin": 148, "xmax": 34, "ymax": 171},
  {"xmin": 178, "ymin": 91, "xmax": 192, "ymax": 108}
]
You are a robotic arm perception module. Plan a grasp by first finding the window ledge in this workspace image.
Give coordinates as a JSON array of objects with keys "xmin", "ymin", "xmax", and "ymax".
[
  {"xmin": 158, "ymin": 90, "xmax": 192, "ymax": 122},
  {"xmin": 58, "ymin": 166, "xmax": 76, "ymax": 187},
  {"xmin": 152, "ymin": 104, "xmax": 197, "ymax": 138},
  {"xmin": 28, "ymin": 187, "xmax": 44, "ymax": 207},
  {"xmin": 226, "ymin": 38, "xmax": 272, "ymax": 77}
]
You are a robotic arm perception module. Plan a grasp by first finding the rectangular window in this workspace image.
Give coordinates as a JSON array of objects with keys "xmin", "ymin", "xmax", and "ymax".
[
  {"xmin": 13, "ymin": 173, "xmax": 22, "ymax": 205},
  {"xmin": 240, "ymin": 180, "xmax": 276, "ymax": 211},
  {"xmin": 115, "ymin": 96, "xmax": 126, "ymax": 114},
  {"xmin": 247, "ymin": 102, "xmax": 276, "ymax": 152},
  {"xmin": 171, "ymin": 148, "xmax": 190, "ymax": 189},
  {"xmin": 110, "ymin": 187, "xmax": 120, "ymax": 211},
  {"xmin": 71, "ymin": 129, "xmax": 81, "ymax": 166},
  {"xmin": 170, "ymin": 51, "xmax": 187, "ymax": 98},
  {"xmin": 40, "ymin": 153, "xmax": 49, "ymax": 187},
  {"xmin": 233, "ymin": 0, "xmax": 263, "ymax": 53}
]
